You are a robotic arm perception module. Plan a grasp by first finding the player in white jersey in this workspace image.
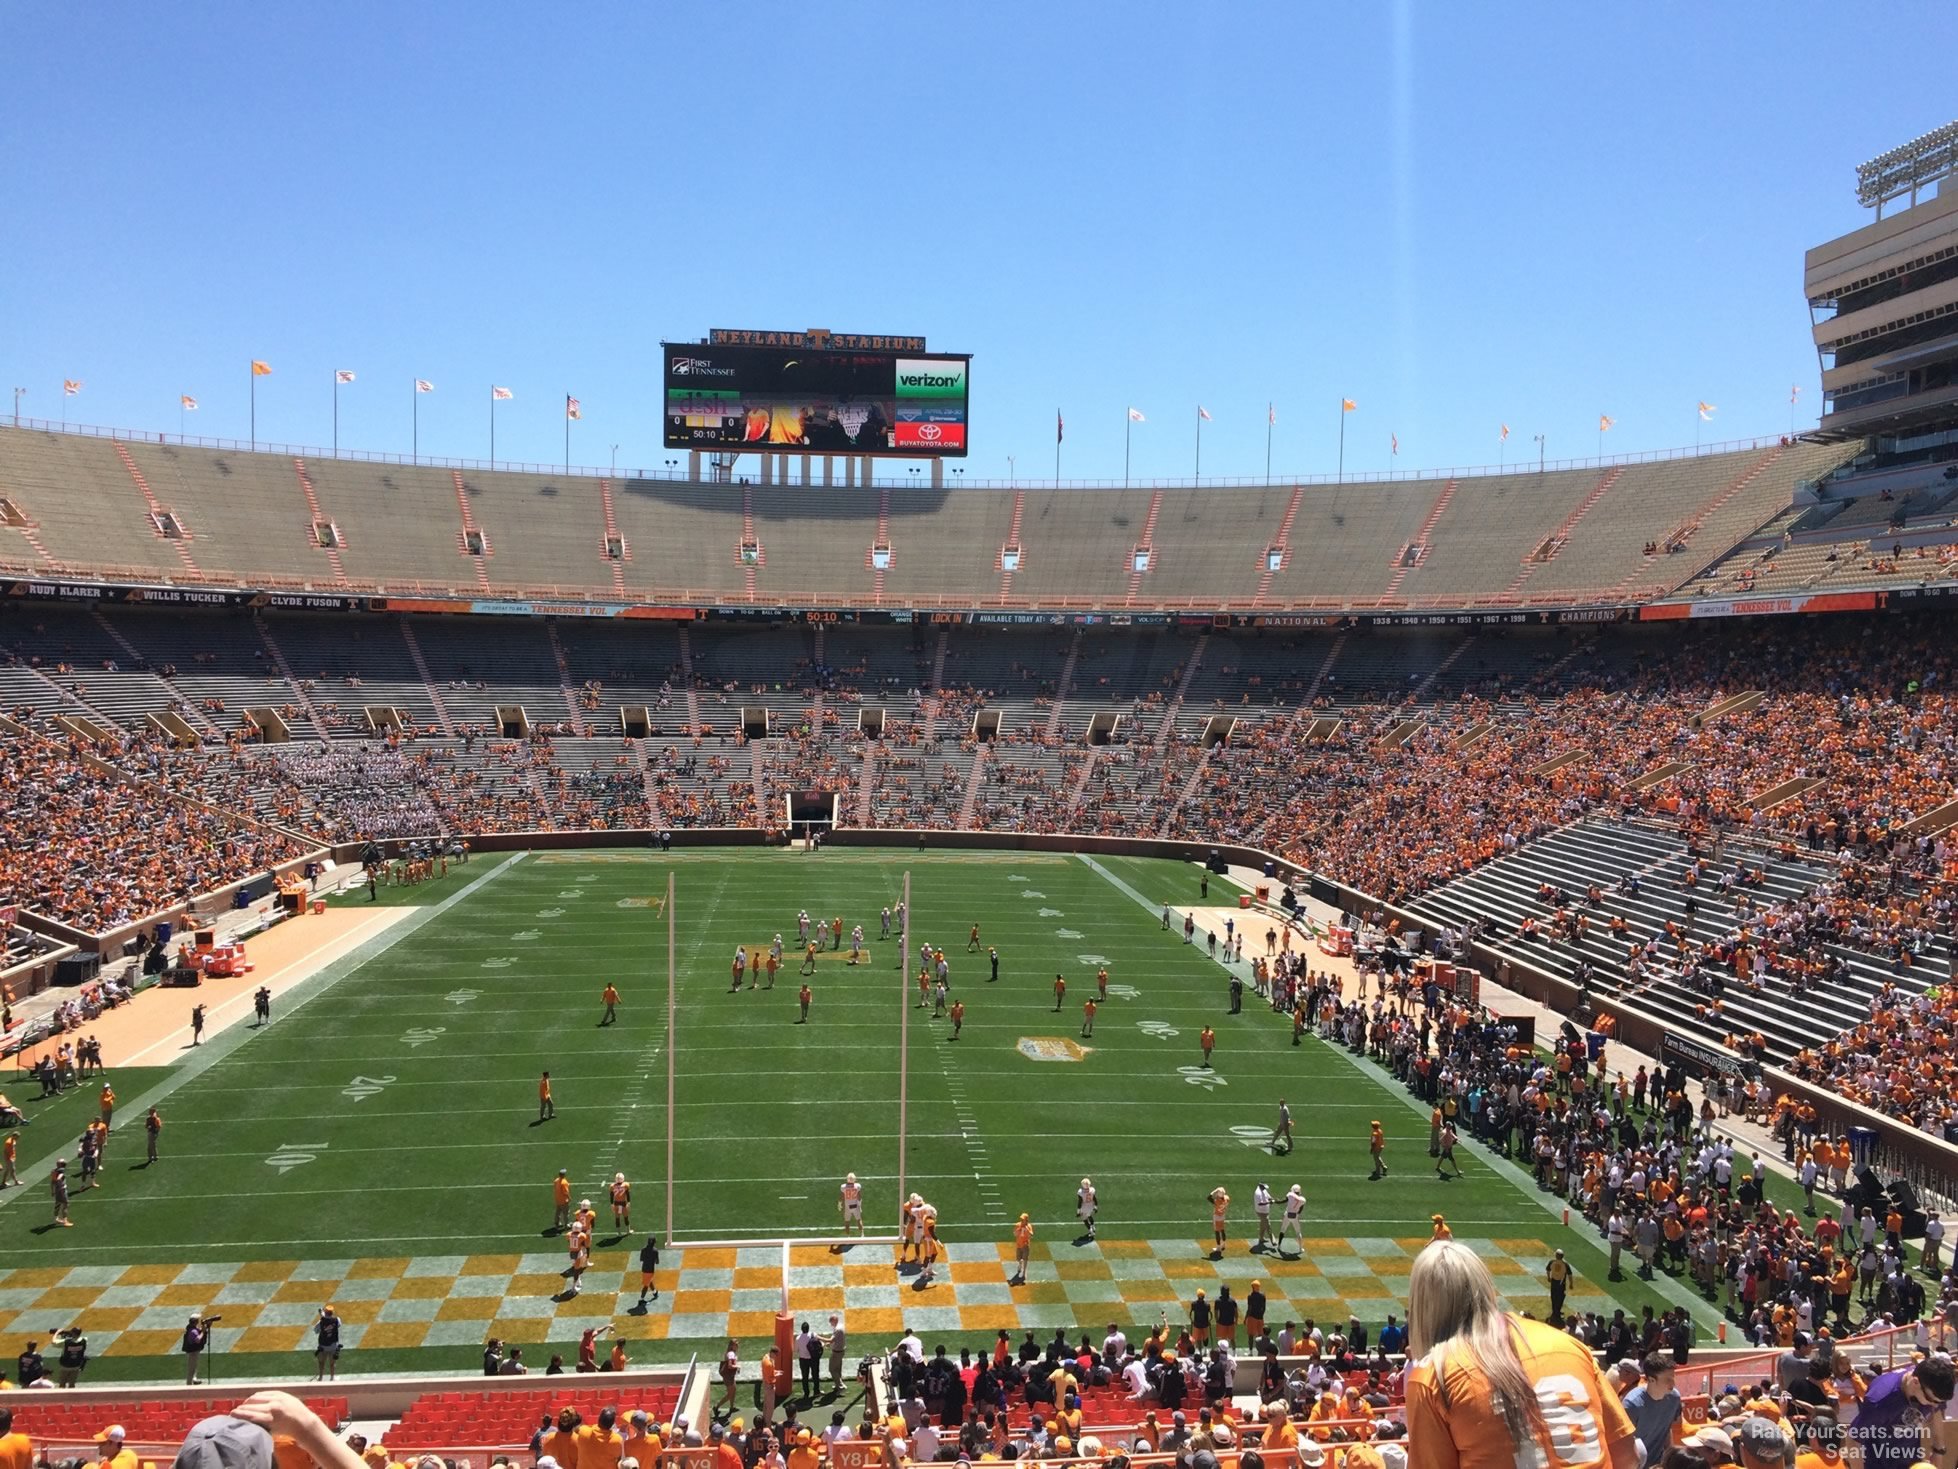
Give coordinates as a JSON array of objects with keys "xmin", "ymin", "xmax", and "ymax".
[
  {"xmin": 1278, "ymin": 1184, "xmax": 1307, "ymax": 1257},
  {"xmin": 797, "ymin": 910, "xmax": 811, "ymax": 944},
  {"xmin": 881, "ymin": 906, "xmax": 892, "ymax": 939},
  {"xmin": 1077, "ymin": 1178, "xmax": 1098, "ymax": 1240},
  {"xmin": 839, "ymin": 1172, "xmax": 864, "ymax": 1235}
]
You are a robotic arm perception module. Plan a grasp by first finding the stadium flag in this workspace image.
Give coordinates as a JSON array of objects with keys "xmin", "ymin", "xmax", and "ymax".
[
  {"xmin": 1500, "ymin": 423, "xmax": 1510, "ymax": 441},
  {"xmin": 1341, "ymin": 398, "xmax": 1356, "ymax": 412},
  {"xmin": 1198, "ymin": 405, "xmax": 1212, "ymax": 422},
  {"xmin": 492, "ymin": 386, "xmax": 514, "ymax": 401},
  {"xmin": 251, "ymin": 360, "xmax": 272, "ymax": 376},
  {"xmin": 1057, "ymin": 410, "xmax": 1064, "ymax": 443},
  {"xmin": 1599, "ymin": 414, "xmax": 1615, "ymax": 432},
  {"xmin": 566, "ymin": 395, "xmax": 582, "ymax": 420},
  {"xmin": 1790, "ymin": 385, "xmax": 1801, "ymax": 404},
  {"xmin": 1697, "ymin": 400, "xmax": 1716, "ymax": 420},
  {"xmin": 180, "ymin": 395, "xmax": 197, "ymax": 410},
  {"xmin": 63, "ymin": 379, "xmax": 81, "ymax": 395},
  {"xmin": 415, "ymin": 379, "xmax": 434, "ymax": 393},
  {"xmin": 336, "ymin": 369, "xmax": 356, "ymax": 385},
  {"xmin": 1391, "ymin": 432, "xmax": 1399, "ymax": 456},
  {"xmin": 1127, "ymin": 407, "xmax": 1146, "ymax": 422},
  {"xmin": 1269, "ymin": 403, "xmax": 1276, "ymax": 427}
]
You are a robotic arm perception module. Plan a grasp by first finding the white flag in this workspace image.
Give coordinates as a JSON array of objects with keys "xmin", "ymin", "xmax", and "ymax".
[
  {"xmin": 491, "ymin": 386, "xmax": 514, "ymax": 401},
  {"xmin": 335, "ymin": 369, "xmax": 356, "ymax": 385},
  {"xmin": 63, "ymin": 379, "xmax": 81, "ymax": 396},
  {"xmin": 1127, "ymin": 408, "xmax": 1145, "ymax": 422},
  {"xmin": 180, "ymin": 395, "xmax": 198, "ymax": 411},
  {"xmin": 1197, "ymin": 406, "xmax": 1212, "ymax": 421},
  {"xmin": 1698, "ymin": 401, "xmax": 1716, "ymax": 420},
  {"xmin": 415, "ymin": 379, "xmax": 434, "ymax": 393}
]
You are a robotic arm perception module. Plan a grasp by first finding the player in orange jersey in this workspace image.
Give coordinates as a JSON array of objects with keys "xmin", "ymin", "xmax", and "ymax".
[
  {"xmin": 1053, "ymin": 973, "xmax": 1067, "ymax": 1011},
  {"xmin": 1369, "ymin": 1119, "xmax": 1387, "ymax": 1179},
  {"xmin": 949, "ymin": 998, "xmax": 965, "ymax": 1040},
  {"xmin": 1011, "ymin": 1213, "xmax": 1033, "ymax": 1285}
]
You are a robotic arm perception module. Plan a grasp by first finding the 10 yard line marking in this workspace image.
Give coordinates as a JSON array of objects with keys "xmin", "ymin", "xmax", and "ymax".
[{"xmin": 938, "ymin": 1043, "xmax": 1007, "ymax": 1222}]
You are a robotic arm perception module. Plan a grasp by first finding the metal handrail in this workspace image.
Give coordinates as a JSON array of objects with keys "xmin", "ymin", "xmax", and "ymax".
[{"xmin": 3, "ymin": 414, "xmax": 1800, "ymax": 490}]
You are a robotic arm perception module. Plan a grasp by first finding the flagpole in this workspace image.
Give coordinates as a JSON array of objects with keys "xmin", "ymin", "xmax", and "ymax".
[
  {"xmin": 413, "ymin": 381, "xmax": 419, "ymax": 465},
  {"xmin": 333, "ymin": 374, "xmax": 339, "ymax": 457},
  {"xmin": 1194, "ymin": 406, "xmax": 1202, "ymax": 481},
  {"xmin": 564, "ymin": 396, "xmax": 571, "ymax": 475},
  {"xmin": 1055, "ymin": 410, "xmax": 1061, "ymax": 485},
  {"xmin": 249, "ymin": 364, "xmax": 256, "ymax": 451},
  {"xmin": 1336, "ymin": 402, "xmax": 1345, "ymax": 482},
  {"xmin": 1265, "ymin": 405, "xmax": 1273, "ymax": 484},
  {"xmin": 1124, "ymin": 413, "xmax": 1131, "ymax": 488},
  {"xmin": 489, "ymin": 386, "xmax": 496, "ymax": 468}
]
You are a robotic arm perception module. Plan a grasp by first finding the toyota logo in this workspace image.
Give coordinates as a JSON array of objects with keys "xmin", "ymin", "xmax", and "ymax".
[{"xmin": 917, "ymin": 423, "xmax": 942, "ymax": 441}]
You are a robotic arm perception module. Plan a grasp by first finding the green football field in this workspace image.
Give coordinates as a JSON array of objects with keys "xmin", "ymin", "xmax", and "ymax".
[{"xmin": 0, "ymin": 847, "xmax": 1705, "ymax": 1383}]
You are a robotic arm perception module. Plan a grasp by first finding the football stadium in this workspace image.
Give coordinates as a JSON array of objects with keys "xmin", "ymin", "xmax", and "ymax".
[{"xmin": 4, "ymin": 12, "xmax": 1958, "ymax": 1469}]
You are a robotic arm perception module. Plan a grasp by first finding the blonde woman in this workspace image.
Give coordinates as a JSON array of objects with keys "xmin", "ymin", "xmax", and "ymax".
[{"xmin": 1405, "ymin": 1239, "xmax": 1637, "ymax": 1469}]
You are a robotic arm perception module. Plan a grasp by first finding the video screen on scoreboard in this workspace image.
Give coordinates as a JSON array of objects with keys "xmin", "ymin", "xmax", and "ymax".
[{"xmin": 662, "ymin": 344, "xmax": 970, "ymax": 457}]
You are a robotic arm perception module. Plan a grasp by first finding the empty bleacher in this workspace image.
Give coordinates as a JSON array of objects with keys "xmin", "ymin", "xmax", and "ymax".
[
  {"xmin": 1405, "ymin": 816, "xmax": 1935, "ymax": 1061},
  {"xmin": 385, "ymin": 1385, "xmax": 679, "ymax": 1452}
]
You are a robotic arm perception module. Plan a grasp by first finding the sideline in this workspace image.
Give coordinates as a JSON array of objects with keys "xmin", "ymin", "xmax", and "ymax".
[
  {"xmin": 1074, "ymin": 851, "xmax": 1716, "ymax": 1328},
  {"xmin": 0, "ymin": 852, "xmax": 529, "ymax": 1212}
]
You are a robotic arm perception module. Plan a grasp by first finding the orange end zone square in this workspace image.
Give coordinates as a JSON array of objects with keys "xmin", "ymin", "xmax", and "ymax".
[
  {"xmin": 347, "ymin": 1257, "xmax": 411, "ymax": 1280},
  {"xmin": 359, "ymin": 1321, "xmax": 430, "ymax": 1350},
  {"xmin": 231, "ymin": 1324, "xmax": 311, "ymax": 1354},
  {"xmin": 464, "ymin": 1254, "xmax": 525, "ymax": 1275},
  {"xmin": 733, "ymin": 1267, "xmax": 778, "ymax": 1290},
  {"xmin": 676, "ymin": 1248, "xmax": 737, "ymax": 1271},
  {"xmin": 234, "ymin": 1260, "xmax": 297, "ymax": 1284},
  {"xmin": 104, "ymin": 1329, "xmax": 187, "ymax": 1358}
]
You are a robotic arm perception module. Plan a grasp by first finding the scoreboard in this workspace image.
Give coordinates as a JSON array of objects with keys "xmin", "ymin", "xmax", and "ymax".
[{"xmin": 663, "ymin": 343, "xmax": 970, "ymax": 458}]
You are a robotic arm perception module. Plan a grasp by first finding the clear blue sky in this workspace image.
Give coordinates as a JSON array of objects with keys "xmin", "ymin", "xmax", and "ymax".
[{"xmin": 4, "ymin": 2, "xmax": 1954, "ymax": 484}]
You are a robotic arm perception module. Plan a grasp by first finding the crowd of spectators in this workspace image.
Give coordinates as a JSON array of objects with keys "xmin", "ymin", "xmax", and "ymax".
[{"xmin": 0, "ymin": 725, "xmax": 307, "ymax": 931}]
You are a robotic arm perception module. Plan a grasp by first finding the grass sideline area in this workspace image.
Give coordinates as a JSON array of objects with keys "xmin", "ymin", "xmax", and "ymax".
[{"xmin": 0, "ymin": 847, "xmax": 1695, "ymax": 1383}]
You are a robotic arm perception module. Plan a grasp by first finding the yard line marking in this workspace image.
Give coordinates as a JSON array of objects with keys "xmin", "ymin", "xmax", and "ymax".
[
  {"xmin": 0, "ymin": 852, "xmax": 529, "ymax": 1216},
  {"xmin": 1076, "ymin": 850, "xmax": 1715, "ymax": 1325}
]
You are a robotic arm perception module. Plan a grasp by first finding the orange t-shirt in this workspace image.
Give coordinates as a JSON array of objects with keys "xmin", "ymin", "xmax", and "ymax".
[{"xmin": 1406, "ymin": 1315, "xmax": 1634, "ymax": 1469}]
